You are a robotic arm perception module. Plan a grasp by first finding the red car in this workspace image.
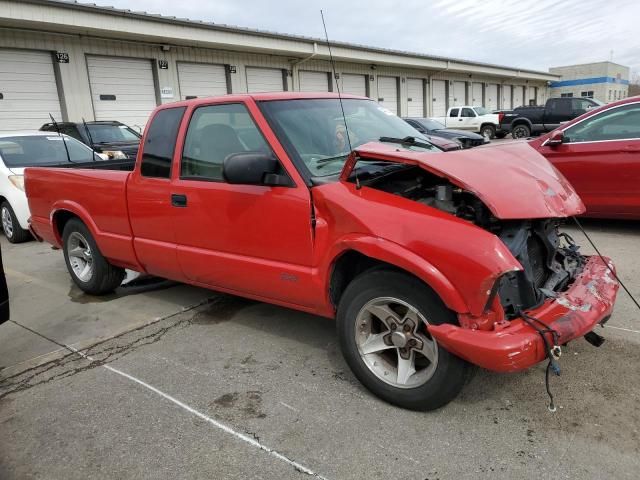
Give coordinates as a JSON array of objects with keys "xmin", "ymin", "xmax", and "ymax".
[
  {"xmin": 529, "ymin": 95, "xmax": 640, "ymax": 219},
  {"xmin": 25, "ymin": 93, "xmax": 618, "ymax": 410}
]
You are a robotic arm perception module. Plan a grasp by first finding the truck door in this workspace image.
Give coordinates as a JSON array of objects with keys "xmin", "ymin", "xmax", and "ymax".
[
  {"xmin": 544, "ymin": 98, "xmax": 570, "ymax": 130},
  {"xmin": 459, "ymin": 108, "xmax": 477, "ymax": 130},
  {"xmin": 540, "ymin": 101, "xmax": 640, "ymax": 217},
  {"xmin": 447, "ymin": 107, "xmax": 460, "ymax": 128},
  {"xmin": 127, "ymin": 106, "xmax": 188, "ymax": 281},
  {"xmin": 170, "ymin": 101, "xmax": 316, "ymax": 308}
]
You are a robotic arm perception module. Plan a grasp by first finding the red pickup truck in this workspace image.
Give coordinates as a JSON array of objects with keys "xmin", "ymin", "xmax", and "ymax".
[{"xmin": 25, "ymin": 92, "xmax": 618, "ymax": 410}]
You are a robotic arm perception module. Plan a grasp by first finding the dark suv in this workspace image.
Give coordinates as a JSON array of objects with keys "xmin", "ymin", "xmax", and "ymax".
[{"xmin": 40, "ymin": 121, "xmax": 141, "ymax": 160}]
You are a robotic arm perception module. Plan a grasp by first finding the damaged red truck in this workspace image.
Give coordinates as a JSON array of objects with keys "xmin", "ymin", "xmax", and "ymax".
[{"xmin": 25, "ymin": 93, "xmax": 619, "ymax": 410}]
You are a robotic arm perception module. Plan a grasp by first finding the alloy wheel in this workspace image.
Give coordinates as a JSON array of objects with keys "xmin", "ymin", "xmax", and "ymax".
[
  {"xmin": 67, "ymin": 231, "xmax": 94, "ymax": 282},
  {"xmin": 1, "ymin": 206, "xmax": 13, "ymax": 239},
  {"xmin": 354, "ymin": 297, "xmax": 438, "ymax": 389}
]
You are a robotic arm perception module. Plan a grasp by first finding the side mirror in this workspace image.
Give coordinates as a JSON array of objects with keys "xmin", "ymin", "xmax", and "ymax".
[
  {"xmin": 223, "ymin": 152, "xmax": 291, "ymax": 186},
  {"xmin": 546, "ymin": 130, "xmax": 564, "ymax": 147}
]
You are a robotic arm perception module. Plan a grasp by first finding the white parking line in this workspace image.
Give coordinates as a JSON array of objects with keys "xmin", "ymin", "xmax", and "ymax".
[{"xmin": 606, "ymin": 325, "xmax": 640, "ymax": 334}]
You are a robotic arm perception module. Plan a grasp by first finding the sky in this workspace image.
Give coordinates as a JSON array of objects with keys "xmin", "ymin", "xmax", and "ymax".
[{"xmin": 90, "ymin": 0, "xmax": 639, "ymax": 76}]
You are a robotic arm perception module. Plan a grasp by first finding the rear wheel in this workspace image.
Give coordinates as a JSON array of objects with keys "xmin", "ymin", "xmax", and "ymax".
[
  {"xmin": 1, "ymin": 201, "xmax": 31, "ymax": 243},
  {"xmin": 337, "ymin": 269, "xmax": 470, "ymax": 411},
  {"xmin": 512, "ymin": 124, "xmax": 531, "ymax": 139},
  {"xmin": 480, "ymin": 125, "xmax": 496, "ymax": 140},
  {"xmin": 62, "ymin": 219, "xmax": 125, "ymax": 295}
]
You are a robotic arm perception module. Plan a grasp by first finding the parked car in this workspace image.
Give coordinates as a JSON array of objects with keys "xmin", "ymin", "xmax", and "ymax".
[
  {"xmin": 500, "ymin": 97, "xmax": 602, "ymax": 139},
  {"xmin": 404, "ymin": 118, "xmax": 488, "ymax": 148},
  {"xmin": 421, "ymin": 134, "xmax": 462, "ymax": 151},
  {"xmin": 40, "ymin": 121, "xmax": 141, "ymax": 160},
  {"xmin": 0, "ymin": 131, "xmax": 105, "ymax": 242},
  {"xmin": 529, "ymin": 95, "xmax": 640, "ymax": 219},
  {"xmin": 25, "ymin": 92, "xmax": 618, "ymax": 411},
  {"xmin": 431, "ymin": 106, "xmax": 504, "ymax": 140},
  {"xmin": 0, "ymin": 245, "xmax": 8, "ymax": 325}
]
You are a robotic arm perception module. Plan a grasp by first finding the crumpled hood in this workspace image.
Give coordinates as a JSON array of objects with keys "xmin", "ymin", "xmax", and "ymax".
[{"xmin": 341, "ymin": 141, "xmax": 585, "ymax": 219}]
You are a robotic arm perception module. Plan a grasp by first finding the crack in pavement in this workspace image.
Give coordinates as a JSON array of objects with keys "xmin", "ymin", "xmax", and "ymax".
[{"xmin": 0, "ymin": 296, "xmax": 220, "ymax": 399}]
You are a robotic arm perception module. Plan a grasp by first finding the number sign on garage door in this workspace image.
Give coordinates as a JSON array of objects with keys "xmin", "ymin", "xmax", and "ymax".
[
  {"xmin": 299, "ymin": 70, "xmax": 330, "ymax": 92},
  {"xmin": 407, "ymin": 78, "xmax": 424, "ymax": 117},
  {"xmin": 87, "ymin": 56, "xmax": 157, "ymax": 129},
  {"xmin": 502, "ymin": 85, "xmax": 512, "ymax": 109},
  {"xmin": 472, "ymin": 83, "xmax": 483, "ymax": 106},
  {"xmin": 377, "ymin": 76, "xmax": 398, "ymax": 115},
  {"xmin": 452, "ymin": 81, "xmax": 466, "ymax": 107},
  {"xmin": 178, "ymin": 63, "xmax": 228, "ymax": 99},
  {"xmin": 246, "ymin": 67, "xmax": 285, "ymax": 93},
  {"xmin": 431, "ymin": 79, "xmax": 447, "ymax": 117},
  {"xmin": 0, "ymin": 49, "xmax": 63, "ymax": 132},
  {"xmin": 486, "ymin": 84, "xmax": 498, "ymax": 110},
  {"xmin": 341, "ymin": 74, "xmax": 367, "ymax": 97}
]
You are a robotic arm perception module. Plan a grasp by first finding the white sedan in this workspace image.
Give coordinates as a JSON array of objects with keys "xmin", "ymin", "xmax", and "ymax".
[{"xmin": 0, "ymin": 131, "xmax": 105, "ymax": 243}]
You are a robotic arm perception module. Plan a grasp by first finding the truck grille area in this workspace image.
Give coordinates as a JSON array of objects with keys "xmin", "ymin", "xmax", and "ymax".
[{"xmin": 496, "ymin": 220, "xmax": 585, "ymax": 318}]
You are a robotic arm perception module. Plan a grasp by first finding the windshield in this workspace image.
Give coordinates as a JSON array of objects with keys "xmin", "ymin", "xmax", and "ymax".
[
  {"xmin": 0, "ymin": 135, "xmax": 100, "ymax": 167},
  {"xmin": 87, "ymin": 124, "xmax": 141, "ymax": 144},
  {"xmin": 415, "ymin": 118, "xmax": 446, "ymax": 130},
  {"xmin": 259, "ymin": 98, "xmax": 437, "ymax": 177},
  {"xmin": 473, "ymin": 106, "xmax": 489, "ymax": 115}
]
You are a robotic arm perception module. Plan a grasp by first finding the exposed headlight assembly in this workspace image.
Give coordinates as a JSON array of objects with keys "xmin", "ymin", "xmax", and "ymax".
[{"xmin": 8, "ymin": 175, "xmax": 25, "ymax": 191}]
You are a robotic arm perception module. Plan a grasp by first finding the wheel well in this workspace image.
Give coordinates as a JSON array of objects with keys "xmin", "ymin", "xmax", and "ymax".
[
  {"xmin": 53, "ymin": 210, "xmax": 80, "ymax": 239},
  {"xmin": 480, "ymin": 123, "xmax": 496, "ymax": 130},
  {"xmin": 329, "ymin": 251, "xmax": 401, "ymax": 307},
  {"xmin": 512, "ymin": 120, "xmax": 531, "ymax": 129}
]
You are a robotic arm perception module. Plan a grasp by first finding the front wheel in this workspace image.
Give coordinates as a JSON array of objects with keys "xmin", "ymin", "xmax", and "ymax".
[
  {"xmin": 62, "ymin": 218, "xmax": 125, "ymax": 295},
  {"xmin": 511, "ymin": 124, "xmax": 531, "ymax": 139},
  {"xmin": 480, "ymin": 125, "xmax": 496, "ymax": 140},
  {"xmin": 337, "ymin": 269, "xmax": 470, "ymax": 411}
]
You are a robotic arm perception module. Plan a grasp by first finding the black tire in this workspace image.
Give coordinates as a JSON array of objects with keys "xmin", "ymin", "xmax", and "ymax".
[
  {"xmin": 337, "ymin": 269, "xmax": 470, "ymax": 411},
  {"xmin": 511, "ymin": 124, "xmax": 531, "ymax": 139},
  {"xmin": 62, "ymin": 218, "xmax": 125, "ymax": 295},
  {"xmin": 1, "ymin": 201, "xmax": 31, "ymax": 243},
  {"xmin": 480, "ymin": 124, "xmax": 496, "ymax": 140},
  {"xmin": 495, "ymin": 131, "xmax": 507, "ymax": 139}
]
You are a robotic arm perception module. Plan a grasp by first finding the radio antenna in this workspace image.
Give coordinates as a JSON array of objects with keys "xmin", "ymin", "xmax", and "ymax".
[
  {"xmin": 49, "ymin": 113, "xmax": 74, "ymax": 164},
  {"xmin": 82, "ymin": 118, "xmax": 97, "ymax": 162},
  {"xmin": 320, "ymin": 10, "xmax": 359, "ymax": 188}
]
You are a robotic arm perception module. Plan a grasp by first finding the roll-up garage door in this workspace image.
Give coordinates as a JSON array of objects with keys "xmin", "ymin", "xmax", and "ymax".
[
  {"xmin": 377, "ymin": 76, "xmax": 399, "ymax": 115},
  {"xmin": 431, "ymin": 80, "xmax": 447, "ymax": 117},
  {"xmin": 407, "ymin": 78, "xmax": 425, "ymax": 117},
  {"xmin": 512, "ymin": 86, "xmax": 524, "ymax": 108},
  {"xmin": 452, "ymin": 81, "xmax": 466, "ymax": 106},
  {"xmin": 87, "ymin": 56, "xmax": 157, "ymax": 129},
  {"xmin": 486, "ymin": 84, "xmax": 499, "ymax": 110},
  {"xmin": 0, "ymin": 49, "xmax": 62, "ymax": 132},
  {"xmin": 502, "ymin": 85, "xmax": 512, "ymax": 109},
  {"xmin": 341, "ymin": 74, "xmax": 367, "ymax": 97},
  {"xmin": 246, "ymin": 67, "xmax": 285, "ymax": 93},
  {"xmin": 527, "ymin": 86, "xmax": 537, "ymax": 106},
  {"xmin": 472, "ymin": 83, "xmax": 483, "ymax": 106},
  {"xmin": 178, "ymin": 63, "xmax": 228, "ymax": 100},
  {"xmin": 299, "ymin": 71, "xmax": 330, "ymax": 92}
]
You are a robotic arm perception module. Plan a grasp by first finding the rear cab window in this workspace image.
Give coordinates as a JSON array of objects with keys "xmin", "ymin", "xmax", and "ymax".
[
  {"xmin": 140, "ymin": 107, "xmax": 186, "ymax": 178},
  {"xmin": 449, "ymin": 108, "xmax": 460, "ymax": 117}
]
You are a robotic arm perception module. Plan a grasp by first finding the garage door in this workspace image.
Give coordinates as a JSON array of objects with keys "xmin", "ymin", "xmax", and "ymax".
[
  {"xmin": 431, "ymin": 80, "xmax": 447, "ymax": 117},
  {"xmin": 87, "ymin": 56, "xmax": 157, "ymax": 129},
  {"xmin": 246, "ymin": 67, "xmax": 285, "ymax": 93},
  {"xmin": 486, "ymin": 84, "xmax": 499, "ymax": 110},
  {"xmin": 406, "ymin": 78, "xmax": 424, "ymax": 117},
  {"xmin": 502, "ymin": 85, "xmax": 512, "ymax": 109},
  {"xmin": 178, "ymin": 63, "xmax": 228, "ymax": 100},
  {"xmin": 0, "ymin": 49, "xmax": 62, "ymax": 132},
  {"xmin": 527, "ymin": 86, "xmax": 537, "ymax": 106},
  {"xmin": 512, "ymin": 86, "xmax": 524, "ymax": 108},
  {"xmin": 472, "ymin": 83, "xmax": 483, "ymax": 106},
  {"xmin": 299, "ymin": 71, "xmax": 329, "ymax": 92},
  {"xmin": 341, "ymin": 74, "xmax": 367, "ymax": 97},
  {"xmin": 377, "ymin": 76, "xmax": 399, "ymax": 115},
  {"xmin": 452, "ymin": 81, "xmax": 466, "ymax": 106}
]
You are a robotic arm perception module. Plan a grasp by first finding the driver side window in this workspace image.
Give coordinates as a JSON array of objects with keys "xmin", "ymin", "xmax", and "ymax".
[
  {"xmin": 564, "ymin": 103, "xmax": 640, "ymax": 143},
  {"xmin": 461, "ymin": 108, "xmax": 475, "ymax": 118},
  {"xmin": 181, "ymin": 103, "xmax": 272, "ymax": 181}
]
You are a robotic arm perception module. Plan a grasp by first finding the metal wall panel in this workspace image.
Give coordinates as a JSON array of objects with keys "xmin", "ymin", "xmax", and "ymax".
[
  {"xmin": 177, "ymin": 62, "xmax": 228, "ymax": 99},
  {"xmin": 406, "ymin": 78, "xmax": 424, "ymax": 117},
  {"xmin": 246, "ymin": 67, "xmax": 285, "ymax": 92},
  {"xmin": 87, "ymin": 55, "xmax": 157, "ymax": 128},
  {"xmin": 0, "ymin": 48, "xmax": 62, "ymax": 131}
]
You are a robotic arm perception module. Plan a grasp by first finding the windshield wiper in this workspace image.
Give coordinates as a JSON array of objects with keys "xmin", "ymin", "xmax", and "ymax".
[
  {"xmin": 316, "ymin": 153, "xmax": 349, "ymax": 168},
  {"xmin": 379, "ymin": 136, "xmax": 433, "ymax": 149}
]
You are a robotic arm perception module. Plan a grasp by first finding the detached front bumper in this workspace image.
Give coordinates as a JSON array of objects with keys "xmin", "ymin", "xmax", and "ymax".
[{"xmin": 428, "ymin": 256, "xmax": 619, "ymax": 372}]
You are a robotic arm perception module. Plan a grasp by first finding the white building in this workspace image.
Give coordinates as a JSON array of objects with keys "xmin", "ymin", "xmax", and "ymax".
[
  {"xmin": 0, "ymin": 0, "xmax": 557, "ymax": 132},
  {"xmin": 549, "ymin": 61, "xmax": 630, "ymax": 103}
]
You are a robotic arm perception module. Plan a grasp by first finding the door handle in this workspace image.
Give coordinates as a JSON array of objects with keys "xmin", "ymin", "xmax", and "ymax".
[
  {"xmin": 171, "ymin": 194, "xmax": 188, "ymax": 207},
  {"xmin": 458, "ymin": 118, "xmax": 463, "ymax": 121}
]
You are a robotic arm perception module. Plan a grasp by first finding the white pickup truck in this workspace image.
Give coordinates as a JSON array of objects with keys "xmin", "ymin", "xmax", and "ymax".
[{"xmin": 432, "ymin": 106, "xmax": 505, "ymax": 140}]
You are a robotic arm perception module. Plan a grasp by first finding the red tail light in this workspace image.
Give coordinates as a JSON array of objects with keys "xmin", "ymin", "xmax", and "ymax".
[{"xmin": 498, "ymin": 112, "xmax": 505, "ymax": 124}]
